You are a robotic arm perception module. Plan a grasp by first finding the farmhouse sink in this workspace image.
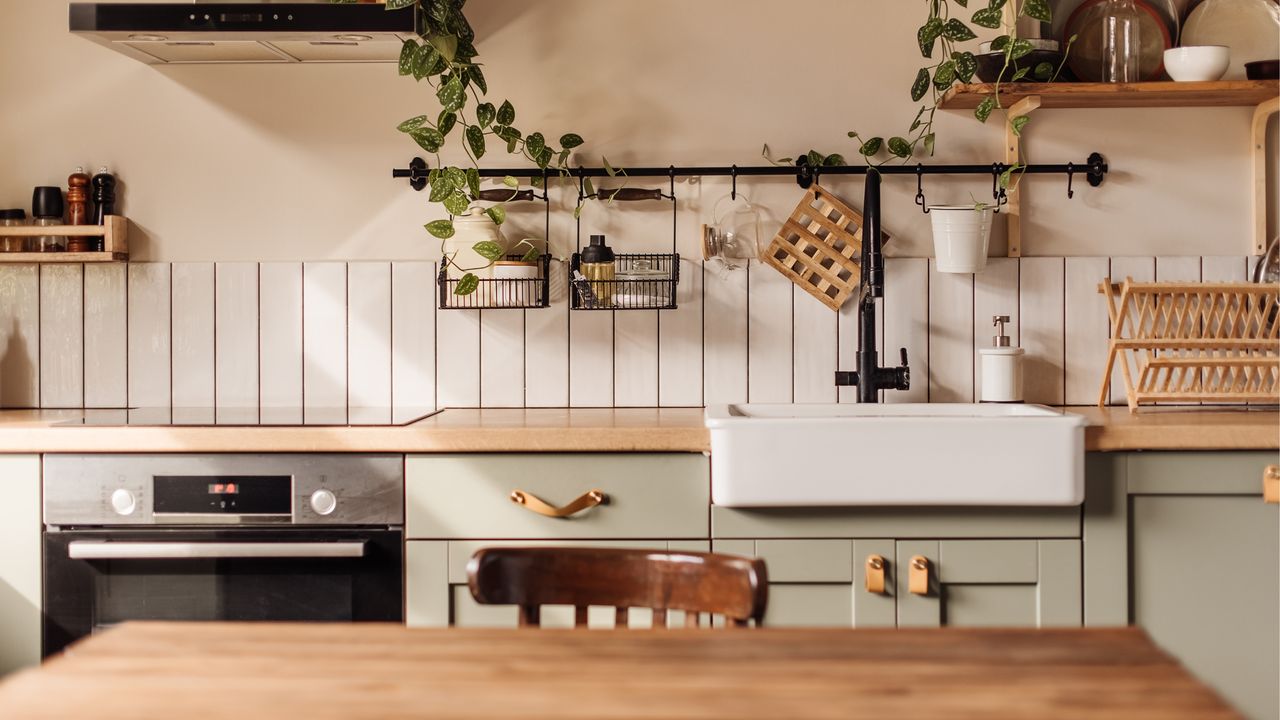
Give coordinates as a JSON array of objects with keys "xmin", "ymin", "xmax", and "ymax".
[{"xmin": 705, "ymin": 403, "xmax": 1086, "ymax": 507}]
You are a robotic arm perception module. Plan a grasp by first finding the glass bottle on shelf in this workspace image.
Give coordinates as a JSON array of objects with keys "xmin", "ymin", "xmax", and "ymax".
[{"xmin": 1100, "ymin": 0, "xmax": 1142, "ymax": 82}]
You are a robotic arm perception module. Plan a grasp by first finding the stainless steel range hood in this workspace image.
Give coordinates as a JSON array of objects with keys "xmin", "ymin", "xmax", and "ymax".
[{"xmin": 69, "ymin": 3, "xmax": 419, "ymax": 64}]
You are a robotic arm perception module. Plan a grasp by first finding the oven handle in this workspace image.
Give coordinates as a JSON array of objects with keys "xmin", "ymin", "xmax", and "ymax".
[{"xmin": 67, "ymin": 541, "xmax": 367, "ymax": 560}]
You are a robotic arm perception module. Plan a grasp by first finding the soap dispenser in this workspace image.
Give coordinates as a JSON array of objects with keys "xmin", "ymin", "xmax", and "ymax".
[{"xmin": 979, "ymin": 315, "xmax": 1024, "ymax": 403}]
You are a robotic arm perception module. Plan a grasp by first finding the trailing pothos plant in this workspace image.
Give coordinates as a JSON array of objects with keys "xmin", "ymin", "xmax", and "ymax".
[{"xmin": 334, "ymin": 0, "xmax": 584, "ymax": 295}]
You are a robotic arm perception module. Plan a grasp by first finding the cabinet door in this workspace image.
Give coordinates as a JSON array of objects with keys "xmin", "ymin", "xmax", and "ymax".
[
  {"xmin": 713, "ymin": 539, "xmax": 896, "ymax": 628},
  {"xmin": 0, "ymin": 455, "xmax": 41, "ymax": 675},
  {"xmin": 896, "ymin": 539, "xmax": 1082, "ymax": 628},
  {"xmin": 1124, "ymin": 453, "xmax": 1279, "ymax": 720},
  {"xmin": 407, "ymin": 540, "xmax": 709, "ymax": 629}
]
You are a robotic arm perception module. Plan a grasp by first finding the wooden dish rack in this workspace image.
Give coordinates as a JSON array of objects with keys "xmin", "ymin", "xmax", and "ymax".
[
  {"xmin": 0, "ymin": 215, "xmax": 128, "ymax": 262},
  {"xmin": 1098, "ymin": 278, "xmax": 1280, "ymax": 411}
]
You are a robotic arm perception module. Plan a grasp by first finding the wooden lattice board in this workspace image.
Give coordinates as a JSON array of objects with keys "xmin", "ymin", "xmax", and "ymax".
[
  {"xmin": 1098, "ymin": 278, "xmax": 1280, "ymax": 411},
  {"xmin": 762, "ymin": 185, "xmax": 885, "ymax": 311}
]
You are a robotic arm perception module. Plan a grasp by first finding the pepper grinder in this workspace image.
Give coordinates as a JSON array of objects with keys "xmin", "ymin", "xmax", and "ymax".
[
  {"xmin": 66, "ymin": 168, "xmax": 92, "ymax": 252},
  {"xmin": 90, "ymin": 167, "xmax": 116, "ymax": 252},
  {"xmin": 979, "ymin": 315, "xmax": 1024, "ymax": 403}
]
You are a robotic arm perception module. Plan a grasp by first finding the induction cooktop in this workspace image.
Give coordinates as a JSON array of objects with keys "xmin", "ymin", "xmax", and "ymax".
[{"xmin": 56, "ymin": 407, "xmax": 439, "ymax": 427}]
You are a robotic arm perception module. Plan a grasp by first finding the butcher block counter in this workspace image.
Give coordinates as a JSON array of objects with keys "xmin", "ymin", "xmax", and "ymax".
[
  {"xmin": 0, "ymin": 622, "xmax": 1236, "ymax": 720},
  {"xmin": 0, "ymin": 405, "xmax": 1271, "ymax": 454}
]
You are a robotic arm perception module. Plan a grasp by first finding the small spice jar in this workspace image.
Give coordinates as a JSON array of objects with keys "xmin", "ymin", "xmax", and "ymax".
[
  {"xmin": 492, "ymin": 260, "xmax": 540, "ymax": 306},
  {"xmin": 0, "ymin": 210, "xmax": 29, "ymax": 253},
  {"xmin": 32, "ymin": 186, "xmax": 67, "ymax": 252}
]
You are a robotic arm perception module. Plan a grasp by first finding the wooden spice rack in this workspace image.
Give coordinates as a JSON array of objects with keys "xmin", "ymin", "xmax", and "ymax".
[{"xmin": 0, "ymin": 215, "xmax": 128, "ymax": 262}]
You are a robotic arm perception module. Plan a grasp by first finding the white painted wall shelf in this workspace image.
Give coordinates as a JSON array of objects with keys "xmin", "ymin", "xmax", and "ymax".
[{"xmin": 0, "ymin": 215, "xmax": 128, "ymax": 262}]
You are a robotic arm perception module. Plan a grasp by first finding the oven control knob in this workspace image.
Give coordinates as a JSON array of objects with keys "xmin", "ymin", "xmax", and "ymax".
[
  {"xmin": 309, "ymin": 489, "xmax": 337, "ymax": 516},
  {"xmin": 110, "ymin": 488, "xmax": 136, "ymax": 516}
]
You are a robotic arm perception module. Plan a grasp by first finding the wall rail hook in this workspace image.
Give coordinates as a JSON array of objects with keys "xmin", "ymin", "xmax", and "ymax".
[
  {"xmin": 730, "ymin": 165, "xmax": 738, "ymax": 201},
  {"xmin": 795, "ymin": 157, "xmax": 814, "ymax": 190},
  {"xmin": 1066, "ymin": 163, "xmax": 1076, "ymax": 199},
  {"xmin": 1087, "ymin": 152, "xmax": 1107, "ymax": 187},
  {"xmin": 915, "ymin": 164, "xmax": 929, "ymax": 214}
]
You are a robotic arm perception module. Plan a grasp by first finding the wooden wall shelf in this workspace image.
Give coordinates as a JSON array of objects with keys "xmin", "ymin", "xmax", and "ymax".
[
  {"xmin": 0, "ymin": 215, "xmax": 127, "ymax": 262},
  {"xmin": 940, "ymin": 80, "xmax": 1280, "ymax": 110}
]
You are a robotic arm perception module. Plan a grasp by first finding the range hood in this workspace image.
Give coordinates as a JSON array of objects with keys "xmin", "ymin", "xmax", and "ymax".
[{"xmin": 69, "ymin": 3, "xmax": 419, "ymax": 64}]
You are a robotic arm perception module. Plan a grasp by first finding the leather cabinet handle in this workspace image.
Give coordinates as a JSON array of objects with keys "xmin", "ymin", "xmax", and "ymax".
[
  {"xmin": 509, "ymin": 489, "xmax": 607, "ymax": 518},
  {"xmin": 909, "ymin": 555, "xmax": 931, "ymax": 596},
  {"xmin": 1265, "ymin": 466, "xmax": 1279, "ymax": 505},
  {"xmin": 865, "ymin": 554, "xmax": 887, "ymax": 594}
]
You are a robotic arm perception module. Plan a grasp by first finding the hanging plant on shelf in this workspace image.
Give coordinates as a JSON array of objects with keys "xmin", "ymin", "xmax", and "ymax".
[{"xmin": 333, "ymin": 0, "xmax": 584, "ymax": 294}]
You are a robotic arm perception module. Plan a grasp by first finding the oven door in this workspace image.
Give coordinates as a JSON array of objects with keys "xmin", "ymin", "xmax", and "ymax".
[{"xmin": 43, "ymin": 527, "xmax": 403, "ymax": 657}]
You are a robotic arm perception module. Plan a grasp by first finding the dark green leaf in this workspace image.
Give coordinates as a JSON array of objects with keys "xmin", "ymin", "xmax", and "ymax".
[
  {"xmin": 397, "ymin": 40, "xmax": 417, "ymax": 76},
  {"xmin": 428, "ymin": 178, "xmax": 453, "ymax": 203},
  {"xmin": 971, "ymin": 6, "xmax": 1002, "ymax": 28},
  {"xmin": 428, "ymin": 33, "xmax": 458, "ymax": 63},
  {"xmin": 410, "ymin": 127, "xmax": 445, "ymax": 153},
  {"xmin": 530, "ymin": 175, "xmax": 545, "ymax": 189},
  {"xmin": 1033, "ymin": 61, "xmax": 1054, "ymax": 80},
  {"xmin": 437, "ymin": 111, "xmax": 457, "ymax": 137},
  {"xmin": 466, "ymin": 125, "xmax": 486, "ymax": 159},
  {"xmin": 1008, "ymin": 38, "xmax": 1034, "ymax": 60},
  {"xmin": 472, "ymin": 240, "xmax": 504, "ymax": 260},
  {"xmin": 1020, "ymin": 0, "xmax": 1052, "ymax": 22},
  {"xmin": 859, "ymin": 137, "xmax": 883, "ymax": 156},
  {"xmin": 492, "ymin": 125, "xmax": 521, "ymax": 143},
  {"xmin": 942, "ymin": 18, "xmax": 977, "ymax": 41},
  {"xmin": 823, "ymin": 154, "xmax": 846, "ymax": 167},
  {"xmin": 887, "ymin": 137, "xmax": 913, "ymax": 158},
  {"xmin": 954, "ymin": 0, "xmax": 968, "ymax": 6},
  {"xmin": 911, "ymin": 67, "xmax": 931, "ymax": 102},
  {"xmin": 397, "ymin": 115, "xmax": 429, "ymax": 133},
  {"xmin": 468, "ymin": 65, "xmax": 488, "ymax": 94},
  {"xmin": 503, "ymin": 175, "xmax": 520, "ymax": 188},
  {"xmin": 990, "ymin": 34, "xmax": 1011, "ymax": 50},
  {"xmin": 603, "ymin": 157, "xmax": 618, "ymax": 176},
  {"xmin": 453, "ymin": 273, "xmax": 479, "ymax": 296},
  {"xmin": 932, "ymin": 60, "xmax": 956, "ymax": 89},
  {"xmin": 443, "ymin": 191, "xmax": 470, "ymax": 216},
  {"xmin": 412, "ymin": 44, "xmax": 440, "ymax": 81},
  {"xmin": 386, "ymin": 0, "xmax": 415, "ymax": 10},
  {"xmin": 437, "ymin": 75, "xmax": 465, "ymax": 112},
  {"xmin": 534, "ymin": 146, "xmax": 553, "ymax": 169},
  {"xmin": 923, "ymin": 132, "xmax": 936, "ymax": 156},
  {"xmin": 974, "ymin": 95, "xmax": 997, "ymax": 123},
  {"xmin": 520, "ymin": 246, "xmax": 541, "ymax": 263},
  {"xmin": 465, "ymin": 168, "xmax": 481, "ymax": 197},
  {"xmin": 496, "ymin": 100, "xmax": 515, "ymax": 125},
  {"xmin": 584, "ymin": 177, "xmax": 596, "ymax": 197},
  {"xmin": 558, "ymin": 148, "xmax": 570, "ymax": 166},
  {"xmin": 805, "ymin": 150, "xmax": 824, "ymax": 167},
  {"xmin": 475, "ymin": 103, "xmax": 495, "ymax": 129},
  {"xmin": 917, "ymin": 17, "xmax": 944, "ymax": 58},
  {"xmin": 1011, "ymin": 66, "xmax": 1030, "ymax": 81},
  {"xmin": 560, "ymin": 133, "xmax": 585, "ymax": 149},
  {"xmin": 953, "ymin": 51, "xmax": 977, "ymax": 82},
  {"xmin": 425, "ymin": 219, "xmax": 455, "ymax": 239},
  {"xmin": 443, "ymin": 166, "xmax": 468, "ymax": 191},
  {"xmin": 988, "ymin": 0, "xmax": 1008, "ymax": 9},
  {"xmin": 525, "ymin": 132, "xmax": 546, "ymax": 157},
  {"xmin": 484, "ymin": 206, "xmax": 506, "ymax": 226},
  {"xmin": 1010, "ymin": 115, "xmax": 1030, "ymax": 136}
]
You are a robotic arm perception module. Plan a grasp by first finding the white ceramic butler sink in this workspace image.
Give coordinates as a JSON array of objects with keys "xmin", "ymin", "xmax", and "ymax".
[{"xmin": 705, "ymin": 403, "xmax": 1086, "ymax": 507}]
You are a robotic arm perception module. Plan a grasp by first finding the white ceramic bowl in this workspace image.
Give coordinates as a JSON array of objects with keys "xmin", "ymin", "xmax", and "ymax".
[{"xmin": 1163, "ymin": 46, "xmax": 1231, "ymax": 81}]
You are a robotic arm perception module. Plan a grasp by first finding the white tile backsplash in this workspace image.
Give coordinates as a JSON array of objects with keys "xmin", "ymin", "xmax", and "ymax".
[{"xmin": 6, "ymin": 256, "xmax": 1251, "ymax": 412}]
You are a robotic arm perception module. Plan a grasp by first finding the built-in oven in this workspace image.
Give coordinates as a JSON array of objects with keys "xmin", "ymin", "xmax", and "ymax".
[{"xmin": 42, "ymin": 454, "xmax": 404, "ymax": 657}]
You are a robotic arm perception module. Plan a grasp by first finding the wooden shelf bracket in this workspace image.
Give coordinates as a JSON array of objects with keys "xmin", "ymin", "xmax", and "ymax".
[
  {"xmin": 1253, "ymin": 97, "xmax": 1279, "ymax": 256},
  {"xmin": 1005, "ymin": 95, "xmax": 1041, "ymax": 258}
]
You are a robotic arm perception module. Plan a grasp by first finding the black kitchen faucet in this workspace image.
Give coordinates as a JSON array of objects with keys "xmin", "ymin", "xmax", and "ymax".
[{"xmin": 834, "ymin": 170, "xmax": 911, "ymax": 403}]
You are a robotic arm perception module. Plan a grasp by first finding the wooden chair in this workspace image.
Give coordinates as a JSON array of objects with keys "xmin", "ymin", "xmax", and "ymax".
[{"xmin": 466, "ymin": 547, "xmax": 768, "ymax": 628}]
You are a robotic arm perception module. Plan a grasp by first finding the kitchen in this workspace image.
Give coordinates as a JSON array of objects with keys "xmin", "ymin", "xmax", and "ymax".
[{"xmin": 0, "ymin": 0, "xmax": 1278, "ymax": 717}]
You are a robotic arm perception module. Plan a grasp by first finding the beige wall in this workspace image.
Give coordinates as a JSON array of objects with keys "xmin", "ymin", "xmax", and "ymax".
[{"xmin": 0, "ymin": 0, "xmax": 1273, "ymax": 262}]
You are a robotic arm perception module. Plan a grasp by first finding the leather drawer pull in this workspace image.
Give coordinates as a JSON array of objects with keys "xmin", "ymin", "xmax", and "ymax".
[
  {"xmin": 865, "ymin": 554, "xmax": 887, "ymax": 594},
  {"xmin": 510, "ymin": 489, "xmax": 607, "ymax": 518},
  {"xmin": 909, "ymin": 555, "xmax": 931, "ymax": 596},
  {"xmin": 1265, "ymin": 466, "xmax": 1279, "ymax": 505}
]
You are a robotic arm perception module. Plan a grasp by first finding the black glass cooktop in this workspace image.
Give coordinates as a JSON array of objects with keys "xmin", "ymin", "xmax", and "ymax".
[{"xmin": 56, "ymin": 407, "xmax": 439, "ymax": 427}]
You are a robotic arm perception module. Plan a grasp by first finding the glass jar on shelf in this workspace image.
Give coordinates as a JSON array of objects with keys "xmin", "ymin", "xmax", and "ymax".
[
  {"xmin": 0, "ymin": 209, "xmax": 29, "ymax": 253},
  {"xmin": 1100, "ymin": 0, "xmax": 1142, "ymax": 82}
]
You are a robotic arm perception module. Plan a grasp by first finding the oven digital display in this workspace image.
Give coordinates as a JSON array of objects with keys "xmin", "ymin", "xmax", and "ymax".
[{"xmin": 154, "ymin": 476, "xmax": 291, "ymax": 515}]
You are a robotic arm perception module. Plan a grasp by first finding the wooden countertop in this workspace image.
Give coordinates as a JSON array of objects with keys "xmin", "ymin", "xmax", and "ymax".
[
  {"xmin": 0, "ymin": 406, "xmax": 1272, "ymax": 454},
  {"xmin": 0, "ymin": 622, "xmax": 1236, "ymax": 720}
]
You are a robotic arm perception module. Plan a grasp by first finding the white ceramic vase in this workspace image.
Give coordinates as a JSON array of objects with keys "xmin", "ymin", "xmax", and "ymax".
[
  {"xmin": 442, "ymin": 207, "xmax": 506, "ymax": 280},
  {"xmin": 930, "ymin": 205, "xmax": 994, "ymax": 274}
]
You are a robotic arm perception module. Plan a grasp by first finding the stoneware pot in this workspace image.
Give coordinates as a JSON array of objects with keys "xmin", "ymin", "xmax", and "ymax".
[
  {"xmin": 442, "ymin": 207, "xmax": 506, "ymax": 280},
  {"xmin": 930, "ymin": 205, "xmax": 994, "ymax": 274}
]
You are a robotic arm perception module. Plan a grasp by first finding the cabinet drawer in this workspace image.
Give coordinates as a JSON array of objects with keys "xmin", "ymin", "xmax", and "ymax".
[{"xmin": 406, "ymin": 454, "xmax": 709, "ymax": 539}]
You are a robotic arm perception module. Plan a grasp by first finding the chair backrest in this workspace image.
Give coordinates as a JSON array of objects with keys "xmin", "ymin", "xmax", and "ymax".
[{"xmin": 466, "ymin": 547, "xmax": 768, "ymax": 628}]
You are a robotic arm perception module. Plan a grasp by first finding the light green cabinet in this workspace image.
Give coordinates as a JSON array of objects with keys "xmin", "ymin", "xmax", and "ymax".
[
  {"xmin": 0, "ymin": 455, "xmax": 42, "ymax": 676},
  {"xmin": 1084, "ymin": 451, "xmax": 1279, "ymax": 720},
  {"xmin": 712, "ymin": 537, "xmax": 1081, "ymax": 629}
]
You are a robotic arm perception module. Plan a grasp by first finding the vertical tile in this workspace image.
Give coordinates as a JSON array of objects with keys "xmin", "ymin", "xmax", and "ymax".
[
  {"xmin": 127, "ymin": 263, "xmax": 171, "ymax": 410},
  {"xmin": 1155, "ymin": 257, "xmax": 1201, "ymax": 283},
  {"xmin": 614, "ymin": 311, "xmax": 658, "ymax": 407},
  {"xmin": 657, "ymin": 258, "xmax": 702, "ymax": 407},
  {"xmin": 391, "ymin": 261, "xmax": 437, "ymax": 421},
  {"xmin": 837, "ymin": 293, "xmax": 858, "ymax": 404},
  {"xmin": 259, "ymin": 262, "xmax": 303, "ymax": 424},
  {"xmin": 972, "ymin": 258, "xmax": 1019, "ymax": 403},
  {"xmin": 1019, "ymin": 257, "xmax": 1066, "ymax": 405},
  {"xmin": 0, "ymin": 265, "xmax": 39, "ymax": 408},
  {"xmin": 436, "ymin": 309, "xmax": 480, "ymax": 408},
  {"xmin": 170, "ymin": 263, "xmax": 215, "ymax": 409},
  {"xmin": 1107, "ymin": 257, "xmax": 1155, "ymax": 405},
  {"xmin": 568, "ymin": 309, "xmax": 613, "ymax": 407},
  {"xmin": 302, "ymin": 262, "xmax": 347, "ymax": 424},
  {"xmin": 703, "ymin": 264, "xmax": 748, "ymax": 405},
  {"xmin": 1064, "ymin": 258, "xmax": 1112, "ymax": 406},
  {"xmin": 84, "ymin": 264, "xmax": 127, "ymax": 408},
  {"xmin": 1201, "ymin": 256, "xmax": 1248, "ymax": 282},
  {"xmin": 883, "ymin": 258, "xmax": 929, "ymax": 404},
  {"xmin": 747, "ymin": 264, "xmax": 793, "ymax": 403},
  {"xmin": 215, "ymin": 263, "xmax": 259, "ymax": 423},
  {"xmin": 347, "ymin": 262, "xmax": 392, "ymax": 423},
  {"xmin": 480, "ymin": 310, "xmax": 526, "ymax": 408},
  {"xmin": 39, "ymin": 265, "xmax": 83, "ymax": 408},
  {"xmin": 792, "ymin": 283, "xmax": 838, "ymax": 404},
  {"xmin": 525, "ymin": 260, "xmax": 569, "ymax": 408},
  {"xmin": 927, "ymin": 262, "xmax": 974, "ymax": 403}
]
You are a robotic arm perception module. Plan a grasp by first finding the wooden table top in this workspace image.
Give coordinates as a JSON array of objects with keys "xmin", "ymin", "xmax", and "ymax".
[{"xmin": 0, "ymin": 623, "xmax": 1237, "ymax": 719}]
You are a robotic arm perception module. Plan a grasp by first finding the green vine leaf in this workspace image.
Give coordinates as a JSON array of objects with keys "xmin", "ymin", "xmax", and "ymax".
[
  {"xmin": 1008, "ymin": 38, "xmax": 1034, "ymax": 60},
  {"xmin": 990, "ymin": 34, "xmax": 1012, "ymax": 51},
  {"xmin": 496, "ymin": 100, "xmax": 515, "ymax": 126},
  {"xmin": 887, "ymin": 137, "xmax": 912, "ymax": 158},
  {"xmin": 466, "ymin": 125, "xmax": 486, "ymax": 159},
  {"xmin": 1011, "ymin": 66, "xmax": 1030, "ymax": 81},
  {"xmin": 475, "ymin": 103, "xmax": 495, "ymax": 129},
  {"xmin": 437, "ymin": 111, "xmax": 457, "ymax": 137},
  {"xmin": 1033, "ymin": 61, "xmax": 1055, "ymax": 80},
  {"xmin": 437, "ymin": 75, "xmax": 465, "ymax": 112},
  {"xmin": 953, "ymin": 51, "xmax": 977, "ymax": 83},
  {"xmin": 971, "ymin": 6, "xmax": 1003, "ymax": 28},
  {"xmin": 468, "ymin": 65, "xmax": 488, "ymax": 94},
  {"xmin": 428, "ymin": 179, "xmax": 453, "ymax": 203},
  {"xmin": 806, "ymin": 150, "xmax": 824, "ymax": 167},
  {"xmin": 443, "ymin": 166, "xmax": 468, "ymax": 190},
  {"xmin": 917, "ymin": 17, "xmax": 944, "ymax": 58},
  {"xmin": 412, "ymin": 44, "xmax": 441, "ymax": 81},
  {"xmin": 823, "ymin": 154, "xmax": 847, "ymax": 166},
  {"xmin": 397, "ymin": 115, "xmax": 429, "ymax": 133},
  {"xmin": 503, "ymin": 175, "xmax": 520, "ymax": 189},
  {"xmin": 425, "ymin": 219, "xmax": 455, "ymax": 239},
  {"xmin": 923, "ymin": 132, "xmax": 936, "ymax": 156},
  {"xmin": 534, "ymin": 146, "xmax": 553, "ymax": 169},
  {"xmin": 1020, "ymin": 0, "xmax": 1052, "ymax": 22},
  {"xmin": 859, "ymin": 137, "xmax": 884, "ymax": 156},
  {"xmin": 472, "ymin": 240, "xmax": 504, "ymax": 261},
  {"xmin": 397, "ymin": 40, "xmax": 417, "ymax": 76},
  {"xmin": 525, "ymin": 132, "xmax": 546, "ymax": 158},
  {"xmin": 386, "ymin": 0, "xmax": 415, "ymax": 10},
  {"xmin": 443, "ymin": 191, "xmax": 470, "ymax": 216},
  {"xmin": 954, "ymin": 0, "xmax": 968, "ymax": 6},
  {"xmin": 932, "ymin": 60, "xmax": 957, "ymax": 89},
  {"xmin": 988, "ymin": 0, "xmax": 1008, "ymax": 9},
  {"xmin": 520, "ymin": 245, "xmax": 541, "ymax": 263},
  {"xmin": 484, "ymin": 206, "xmax": 506, "ymax": 226},
  {"xmin": 1010, "ymin": 115, "xmax": 1030, "ymax": 136},
  {"xmin": 428, "ymin": 33, "xmax": 458, "ymax": 63},
  {"xmin": 974, "ymin": 95, "xmax": 997, "ymax": 123},
  {"xmin": 453, "ymin": 273, "xmax": 479, "ymax": 296},
  {"xmin": 560, "ymin": 133, "xmax": 585, "ymax": 149},
  {"xmin": 410, "ymin": 127, "xmax": 445, "ymax": 153},
  {"xmin": 942, "ymin": 19, "xmax": 977, "ymax": 41},
  {"xmin": 465, "ymin": 168, "xmax": 481, "ymax": 197},
  {"xmin": 911, "ymin": 68, "xmax": 931, "ymax": 102}
]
